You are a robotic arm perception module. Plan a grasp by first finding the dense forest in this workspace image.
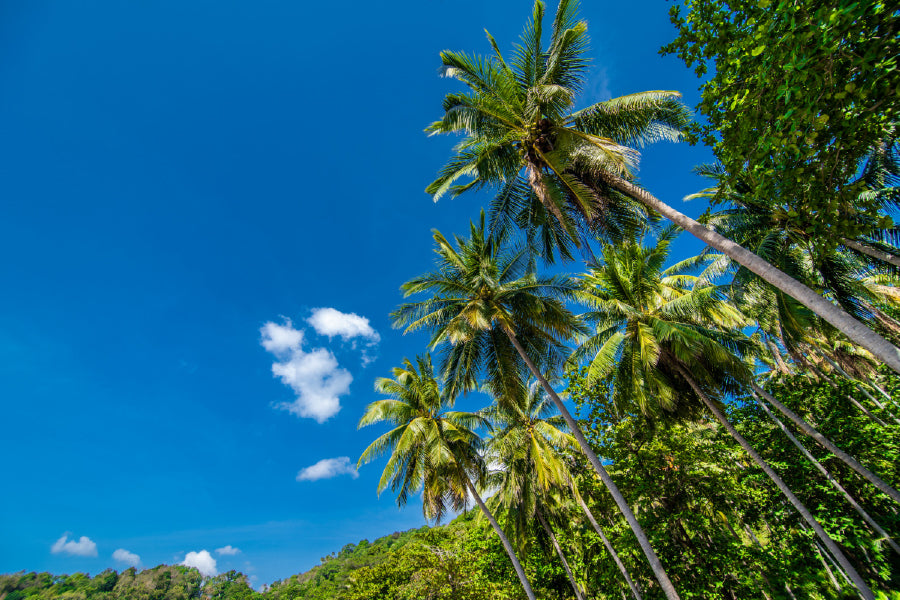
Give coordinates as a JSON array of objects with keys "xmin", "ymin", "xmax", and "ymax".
[{"xmin": 6, "ymin": 0, "xmax": 900, "ymax": 597}]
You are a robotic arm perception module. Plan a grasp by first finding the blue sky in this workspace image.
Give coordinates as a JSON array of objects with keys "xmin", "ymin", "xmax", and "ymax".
[{"xmin": 0, "ymin": 0, "xmax": 714, "ymax": 587}]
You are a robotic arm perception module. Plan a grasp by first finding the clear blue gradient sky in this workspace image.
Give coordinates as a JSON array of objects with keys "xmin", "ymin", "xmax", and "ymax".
[{"xmin": 0, "ymin": 0, "xmax": 713, "ymax": 586}]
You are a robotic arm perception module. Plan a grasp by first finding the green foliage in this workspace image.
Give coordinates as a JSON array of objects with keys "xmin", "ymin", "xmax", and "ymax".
[
  {"xmin": 0, "ymin": 566, "xmax": 204, "ymax": 600},
  {"xmin": 735, "ymin": 371, "xmax": 900, "ymax": 591},
  {"xmin": 567, "ymin": 364, "xmax": 900, "ymax": 597},
  {"xmin": 663, "ymin": 0, "xmax": 900, "ymax": 244}
]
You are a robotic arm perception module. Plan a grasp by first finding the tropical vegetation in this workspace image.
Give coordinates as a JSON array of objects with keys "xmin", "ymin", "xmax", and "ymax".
[{"xmin": 6, "ymin": 0, "xmax": 900, "ymax": 597}]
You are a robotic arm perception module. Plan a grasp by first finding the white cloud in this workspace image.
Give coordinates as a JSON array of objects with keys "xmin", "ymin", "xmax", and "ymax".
[
  {"xmin": 183, "ymin": 550, "xmax": 217, "ymax": 577},
  {"xmin": 215, "ymin": 545, "xmax": 240, "ymax": 556},
  {"xmin": 272, "ymin": 347, "xmax": 352, "ymax": 422},
  {"xmin": 51, "ymin": 534, "xmax": 98, "ymax": 557},
  {"xmin": 296, "ymin": 456, "xmax": 359, "ymax": 482},
  {"xmin": 261, "ymin": 319, "xmax": 356, "ymax": 423},
  {"xmin": 307, "ymin": 308, "xmax": 380, "ymax": 344},
  {"xmin": 112, "ymin": 548, "xmax": 141, "ymax": 567},
  {"xmin": 260, "ymin": 319, "xmax": 304, "ymax": 355}
]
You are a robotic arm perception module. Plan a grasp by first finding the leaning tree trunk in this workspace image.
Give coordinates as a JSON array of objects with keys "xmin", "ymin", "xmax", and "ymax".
[
  {"xmin": 817, "ymin": 351, "xmax": 900, "ymax": 424},
  {"xmin": 674, "ymin": 365, "xmax": 875, "ymax": 600},
  {"xmin": 505, "ymin": 330, "xmax": 681, "ymax": 600},
  {"xmin": 573, "ymin": 491, "xmax": 643, "ymax": 600},
  {"xmin": 752, "ymin": 383, "xmax": 900, "ymax": 505},
  {"xmin": 465, "ymin": 479, "xmax": 536, "ymax": 600},
  {"xmin": 600, "ymin": 173, "xmax": 900, "ymax": 375},
  {"xmin": 751, "ymin": 392, "xmax": 900, "ymax": 556},
  {"xmin": 841, "ymin": 238, "xmax": 900, "ymax": 269},
  {"xmin": 536, "ymin": 507, "xmax": 585, "ymax": 600}
]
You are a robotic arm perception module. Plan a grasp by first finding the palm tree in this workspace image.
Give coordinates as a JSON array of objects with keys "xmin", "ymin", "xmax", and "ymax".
[
  {"xmin": 356, "ymin": 355, "xmax": 537, "ymax": 599},
  {"xmin": 485, "ymin": 382, "xmax": 643, "ymax": 599},
  {"xmin": 426, "ymin": 0, "xmax": 900, "ymax": 374},
  {"xmin": 392, "ymin": 215, "xmax": 680, "ymax": 598},
  {"xmin": 573, "ymin": 234, "xmax": 877, "ymax": 599}
]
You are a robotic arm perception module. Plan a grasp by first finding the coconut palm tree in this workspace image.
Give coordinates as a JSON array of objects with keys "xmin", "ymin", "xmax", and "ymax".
[
  {"xmin": 573, "ymin": 233, "xmax": 877, "ymax": 599},
  {"xmin": 392, "ymin": 214, "xmax": 680, "ymax": 598},
  {"xmin": 356, "ymin": 355, "xmax": 537, "ymax": 599},
  {"xmin": 426, "ymin": 0, "xmax": 900, "ymax": 374},
  {"xmin": 485, "ymin": 382, "xmax": 643, "ymax": 599}
]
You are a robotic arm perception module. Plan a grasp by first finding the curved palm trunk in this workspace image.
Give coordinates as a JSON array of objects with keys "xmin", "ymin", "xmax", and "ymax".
[
  {"xmin": 536, "ymin": 507, "xmax": 585, "ymax": 600},
  {"xmin": 751, "ymin": 392, "xmax": 900, "ymax": 557},
  {"xmin": 601, "ymin": 173, "xmax": 900, "ymax": 375},
  {"xmin": 574, "ymin": 492, "xmax": 643, "ymax": 600},
  {"xmin": 752, "ymin": 383, "xmax": 900, "ymax": 505},
  {"xmin": 505, "ymin": 331, "xmax": 681, "ymax": 600},
  {"xmin": 674, "ymin": 366, "xmax": 875, "ymax": 600},
  {"xmin": 465, "ymin": 479, "xmax": 536, "ymax": 600},
  {"xmin": 841, "ymin": 238, "xmax": 900, "ymax": 269}
]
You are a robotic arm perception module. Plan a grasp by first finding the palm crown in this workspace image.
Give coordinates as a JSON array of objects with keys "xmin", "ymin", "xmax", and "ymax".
[
  {"xmin": 573, "ymin": 230, "xmax": 754, "ymax": 415},
  {"xmin": 426, "ymin": 0, "xmax": 691, "ymax": 251},
  {"xmin": 392, "ymin": 212, "xmax": 583, "ymax": 402},
  {"xmin": 357, "ymin": 355, "xmax": 488, "ymax": 522}
]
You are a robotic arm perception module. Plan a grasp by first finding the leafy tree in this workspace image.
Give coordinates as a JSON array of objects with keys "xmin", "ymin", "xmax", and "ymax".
[{"xmin": 662, "ymin": 0, "xmax": 900, "ymax": 246}]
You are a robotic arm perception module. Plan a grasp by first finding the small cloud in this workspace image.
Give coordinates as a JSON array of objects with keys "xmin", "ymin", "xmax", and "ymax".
[
  {"xmin": 183, "ymin": 550, "xmax": 217, "ymax": 577},
  {"xmin": 261, "ymin": 319, "xmax": 353, "ymax": 423},
  {"xmin": 112, "ymin": 548, "xmax": 141, "ymax": 567},
  {"xmin": 215, "ymin": 545, "xmax": 240, "ymax": 556},
  {"xmin": 297, "ymin": 457, "xmax": 359, "ymax": 482},
  {"xmin": 51, "ymin": 534, "xmax": 98, "ymax": 557},
  {"xmin": 307, "ymin": 308, "xmax": 380, "ymax": 344},
  {"xmin": 260, "ymin": 319, "xmax": 304, "ymax": 355},
  {"xmin": 272, "ymin": 347, "xmax": 352, "ymax": 422}
]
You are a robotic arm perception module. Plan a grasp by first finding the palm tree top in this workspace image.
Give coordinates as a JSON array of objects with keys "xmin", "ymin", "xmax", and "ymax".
[
  {"xmin": 426, "ymin": 0, "xmax": 690, "ymax": 197},
  {"xmin": 392, "ymin": 212, "xmax": 584, "ymax": 401},
  {"xmin": 357, "ymin": 355, "xmax": 489, "ymax": 522},
  {"xmin": 573, "ymin": 231, "xmax": 754, "ymax": 413}
]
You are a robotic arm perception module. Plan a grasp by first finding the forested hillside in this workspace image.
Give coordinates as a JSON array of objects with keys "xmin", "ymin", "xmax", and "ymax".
[{"xmin": 4, "ymin": 370, "xmax": 899, "ymax": 599}]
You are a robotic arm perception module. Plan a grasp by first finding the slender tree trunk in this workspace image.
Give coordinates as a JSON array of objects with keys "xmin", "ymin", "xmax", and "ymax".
[
  {"xmin": 601, "ymin": 173, "xmax": 900, "ymax": 375},
  {"xmin": 847, "ymin": 394, "xmax": 890, "ymax": 427},
  {"xmin": 871, "ymin": 382, "xmax": 896, "ymax": 407},
  {"xmin": 465, "ymin": 479, "xmax": 536, "ymax": 600},
  {"xmin": 751, "ymin": 393, "xmax": 900, "ymax": 556},
  {"xmin": 752, "ymin": 383, "xmax": 900, "ymax": 505},
  {"xmin": 819, "ymin": 352, "xmax": 900, "ymax": 423},
  {"xmin": 574, "ymin": 492, "xmax": 643, "ymax": 600},
  {"xmin": 812, "ymin": 539, "xmax": 843, "ymax": 592},
  {"xmin": 536, "ymin": 507, "xmax": 585, "ymax": 600},
  {"xmin": 674, "ymin": 366, "xmax": 875, "ymax": 600},
  {"xmin": 841, "ymin": 238, "xmax": 900, "ymax": 268},
  {"xmin": 505, "ymin": 330, "xmax": 681, "ymax": 600}
]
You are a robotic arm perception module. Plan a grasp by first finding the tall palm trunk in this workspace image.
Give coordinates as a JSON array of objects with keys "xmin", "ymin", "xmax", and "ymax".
[
  {"xmin": 465, "ymin": 479, "xmax": 536, "ymax": 600},
  {"xmin": 574, "ymin": 492, "xmax": 643, "ymax": 600},
  {"xmin": 841, "ymin": 238, "xmax": 900, "ymax": 269},
  {"xmin": 751, "ymin": 383, "xmax": 900, "ymax": 505},
  {"xmin": 674, "ymin": 365, "xmax": 875, "ymax": 600},
  {"xmin": 536, "ymin": 507, "xmax": 585, "ymax": 600},
  {"xmin": 505, "ymin": 330, "xmax": 681, "ymax": 600},
  {"xmin": 599, "ymin": 173, "xmax": 900, "ymax": 375},
  {"xmin": 751, "ymin": 392, "xmax": 900, "ymax": 556}
]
